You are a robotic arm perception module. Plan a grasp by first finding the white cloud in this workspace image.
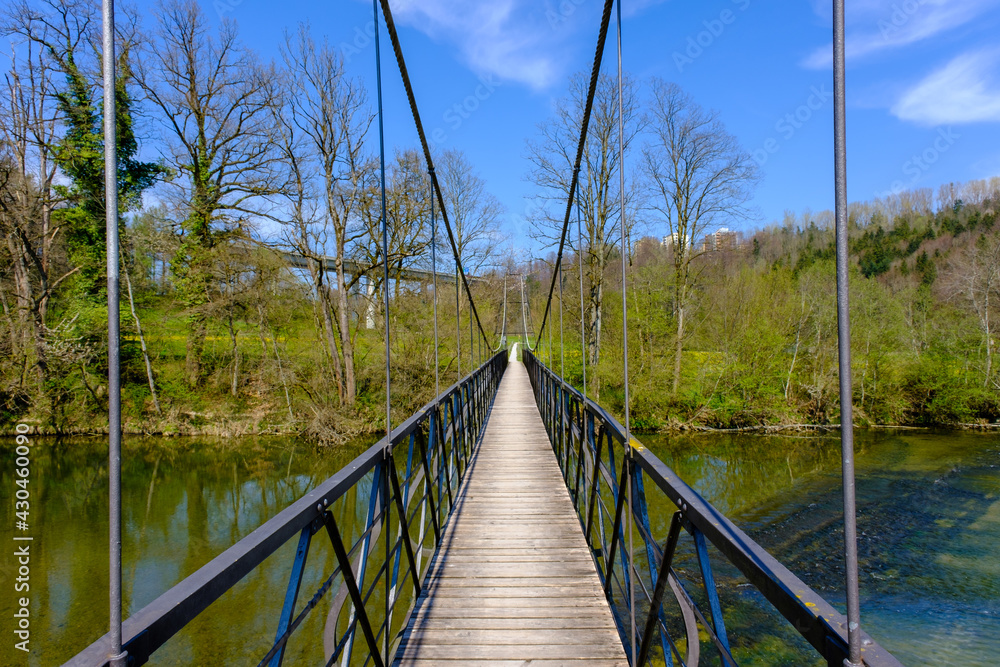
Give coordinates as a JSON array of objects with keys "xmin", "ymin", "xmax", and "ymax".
[
  {"xmin": 386, "ymin": 0, "xmax": 664, "ymax": 90},
  {"xmin": 892, "ymin": 50, "xmax": 1000, "ymax": 125},
  {"xmin": 390, "ymin": 0, "xmax": 573, "ymax": 90},
  {"xmin": 802, "ymin": 0, "xmax": 1000, "ymax": 69}
]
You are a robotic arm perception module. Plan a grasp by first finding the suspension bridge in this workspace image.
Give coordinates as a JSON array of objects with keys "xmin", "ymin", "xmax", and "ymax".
[{"xmin": 76, "ymin": 0, "xmax": 903, "ymax": 665}]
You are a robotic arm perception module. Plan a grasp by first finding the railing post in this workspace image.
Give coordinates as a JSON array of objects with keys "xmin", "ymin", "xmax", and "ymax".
[
  {"xmin": 637, "ymin": 512, "xmax": 682, "ymax": 667},
  {"xmin": 634, "ymin": 469, "xmax": 672, "ymax": 665},
  {"xmin": 269, "ymin": 526, "xmax": 313, "ymax": 667},
  {"xmin": 323, "ymin": 511, "xmax": 385, "ymax": 667},
  {"xmin": 584, "ymin": 425, "xmax": 605, "ymax": 544},
  {"xmin": 340, "ymin": 462, "xmax": 383, "ymax": 665},
  {"xmin": 418, "ymin": 423, "xmax": 442, "ymax": 544},
  {"xmin": 602, "ymin": 455, "xmax": 630, "ymax": 596},
  {"xmin": 387, "ymin": 453, "xmax": 422, "ymax": 598},
  {"xmin": 692, "ymin": 526, "xmax": 732, "ymax": 660}
]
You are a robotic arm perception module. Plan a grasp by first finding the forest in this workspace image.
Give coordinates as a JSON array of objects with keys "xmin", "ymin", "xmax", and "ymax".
[{"xmin": 4, "ymin": 0, "xmax": 1000, "ymax": 439}]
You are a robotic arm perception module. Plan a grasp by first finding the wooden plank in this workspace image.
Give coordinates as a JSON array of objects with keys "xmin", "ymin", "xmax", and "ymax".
[
  {"xmin": 394, "ymin": 361, "xmax": 626, "ymax": 666},
  {"xmin": 398, "ymin": 644, "xmax": 628, "ymax": 660},
  {"xmin": 394, "ymin": 660, "xmax": 628, "ymax": 667},
  {"xmin": 401, "ymin": 616, "xmax": 618, "ymax": 630},
  {"xmin": 401, "ymin": 628, "xmax": 623, "ymax": 645}
]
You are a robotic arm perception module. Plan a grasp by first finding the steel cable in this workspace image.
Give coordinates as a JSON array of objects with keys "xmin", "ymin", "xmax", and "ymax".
[
  {"xmin": 533, "ymin": 0, "xmax": 616, "ymax": 351},
  {"xmin": 376, "ymin": 0, "xmax": 494, "ymax": 349}
]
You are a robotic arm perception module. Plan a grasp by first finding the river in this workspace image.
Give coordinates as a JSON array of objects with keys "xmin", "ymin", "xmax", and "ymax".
[{"xmin": 1, "ymin": 430, "xmax": 997, "ymax": 665}]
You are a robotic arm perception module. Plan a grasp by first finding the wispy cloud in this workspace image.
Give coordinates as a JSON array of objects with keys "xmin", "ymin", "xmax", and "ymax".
[
  {"xmin": 802, "ymin": 0, "xmax": 999, "ymax": 69},
  {"xmin": 387, "ymin": 0, "xmax": 663, "ymax": 90},
  {"xmin": 390, "ymin": 0, "xmax": 573, "ymax": 90},
  {"xmin": 892, "ymin": 49, "xmax": 1000, "ymax": 125}
]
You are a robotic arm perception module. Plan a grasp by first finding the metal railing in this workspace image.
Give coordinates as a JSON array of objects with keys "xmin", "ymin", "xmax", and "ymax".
[
  {"xmin": 523, "ymin": 350, "xmax": 903, "ymax": 667},
  {"xmin": 67, "ymin": 351, "xmax": 508, "ymax": 667}
]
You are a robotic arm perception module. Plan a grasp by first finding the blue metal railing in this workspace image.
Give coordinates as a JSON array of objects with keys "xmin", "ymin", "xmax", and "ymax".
[
  {"xmin": 523, "ymin": 350, "xmax": 903, "ymax": 667},
  {"xmin": 67, "ymin": 351, "xmax": 508, "ymax": 667}
]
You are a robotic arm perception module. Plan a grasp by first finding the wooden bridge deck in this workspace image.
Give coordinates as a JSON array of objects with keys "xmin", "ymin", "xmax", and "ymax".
[{"xmin": 394, "ymin": 360, "xmax": 627, "ymax": 666}]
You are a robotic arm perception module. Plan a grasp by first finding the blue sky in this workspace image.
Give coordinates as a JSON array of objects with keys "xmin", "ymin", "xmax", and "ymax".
[{"xmin": 200, "ymin": 0, "xmax": 1000, "ymax": 247}]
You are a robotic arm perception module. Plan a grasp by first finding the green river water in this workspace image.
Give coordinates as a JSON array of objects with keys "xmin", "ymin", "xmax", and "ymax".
[{"xmin": 1, "ymin": 429, "xmax": 997, "ymax": 666}]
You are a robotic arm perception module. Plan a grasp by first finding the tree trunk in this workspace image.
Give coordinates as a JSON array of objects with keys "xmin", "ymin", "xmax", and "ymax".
[
  {"xmin": 227, "ymin": 311, "xmax": 239, "ymax": 397},
  {"xmin": 588, "ymin": 279, "xmax": 603, "ymax": 400},
  {"xmin": 123, "ymin": 266, "xmax": 161, "ymax": 414},
  {"xmin": 985, "ymin": 311, "xmax": 992, "ymax": 388},
  {"xmin": 672, "ymin": 302, "xmax": 685, "ymax": 394},
  {"xmin": 311, "ymin": 264, "xmax": 345, "ymax": 404},
  {"xmin": 186, "ymin": 315, "xmax": 206, "ymax": 388},
  {"xmin": 334, "ymin": 257, "xmax": 357, "ymax": 406}
]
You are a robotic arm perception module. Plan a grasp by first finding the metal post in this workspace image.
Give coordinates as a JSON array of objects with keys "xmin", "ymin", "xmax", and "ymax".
[
  {"xmin": 547, "ymin": 301, "xmax": 553, "ymax": 369},
  {"xmin": 559, "ymin": 262, "xmax": 565, "ymax": 378},
  {"xmin": 833, "ymin": 1, "xmax": 863, "ymax": 664},
  {"xmin": 578, "ymin": 203, "xmax": 588, "ymax": 400},
  {"xmin": 456, "ymin": 267, "xmax": 461, "ymax": 380},
  {"xmin": 431, "ymin": 171, "xmax": 439, "ymax": 396},
  {"xmin": 373, "ymin": 0, "xmax": 391, "ymax": 450},
  {"xmin": 614, "ymin": 1, "xmax": 636, "ymax": 662},
  {"xmin": 373, "ymin": 8, "xmax": 393, "ymax": 655},
  {"xmin": 103, "ymin": 0, "xmax": 126, "ymax": 664},
  {"xmin": 520, "ymin": 274, "xmax": 530, "ymax": 352}
]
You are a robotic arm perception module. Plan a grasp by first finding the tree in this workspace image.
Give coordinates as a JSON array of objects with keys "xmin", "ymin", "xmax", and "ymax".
[
  {"xmin": 7, "ymin": 0, "xmax": 167, "ymax": 416},
  {"xmin": 945, "ymin": 231, "xmax": 1000, "ymax": 388},
  {"xmin": 526, "ymin": 73, "xmax": 641, "ymax": 397},
  {"xmin": 136, "ymin": 0, "xmax": 284, "ymax": 387},
  {"xmin": 0, "ymin": 38, "xmax": 61, "ymax": 403},
  {"xmin": 643, "ymin": 79, "xmax": 760, "ymax": 394},
  {"xmin": 278, "ymin": 24, "xmax": 373, "ymax": 406},
  {"xmin": 437, "ymin": 149, "xmax": 506, "ymax": 275}
]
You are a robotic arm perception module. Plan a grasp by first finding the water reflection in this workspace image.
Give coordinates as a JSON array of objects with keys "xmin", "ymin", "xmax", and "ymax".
[
  {"xmin": 0, "ymin": 436, "xmax": 372, "ymax": 666},
  {"xmin": 639, "ymin": 430, "xmax": 1000, "ymax": 666}
]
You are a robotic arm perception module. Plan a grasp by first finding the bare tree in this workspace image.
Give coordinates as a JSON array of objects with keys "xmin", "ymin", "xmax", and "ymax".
[
  {"xmin": 136, "ymin": 0, "xmax": 284, "ymax": 387},
  {"xmin": 278, "ymin": 24, "xmax": 373, "ymax": 406},
  {"xmin": 946, "ymin": 231, "xmax": 1000, "ymax": 387},
  {"xmin": 526, "ymin": 73, "xmax": 641, "ymax": 395},
  {"xmin": 0, "ymin": 29, "xmax": 66, "ymax": 402},
  {"xmin": 437, "ymin": 149, "xmax": 506, "ymax": 274},
  {"xmin": 358, "ymin": 150, "xmax": 431, "ymax": 299},
  {"xmin": 643, "ymin": 79, "xmax": 760, "ymax": 394}
]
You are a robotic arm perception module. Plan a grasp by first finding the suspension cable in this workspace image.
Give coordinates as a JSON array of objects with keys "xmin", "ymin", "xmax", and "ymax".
[
  {"xmin": 456, "ymin": 267, "xmax": 461, "ymax": 380},
  {"xmin": 533, "ymin": 0, "xmax": 616, "ymax": 352},
  {"xmin": 373, "ymin": 0, "xmax": 392, "ymax": 452},
  {"xmin": 431, "ymin": 169, "xmax": 440, "ymax": 395},
  {"xmin": 376, "ymin": 0, "xmax": 494, "ymax": 350}
]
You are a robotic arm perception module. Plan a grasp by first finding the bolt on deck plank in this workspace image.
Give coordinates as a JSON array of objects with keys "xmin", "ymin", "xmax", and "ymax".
[{"xmin": 393, "ymin": 361, "xmax": 627, "ymax": 666}]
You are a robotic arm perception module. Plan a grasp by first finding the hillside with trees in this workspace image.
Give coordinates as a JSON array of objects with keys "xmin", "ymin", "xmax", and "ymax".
[{"xmin": 542, "ymin": 179, "xmax": 1000, "ymax": 430}]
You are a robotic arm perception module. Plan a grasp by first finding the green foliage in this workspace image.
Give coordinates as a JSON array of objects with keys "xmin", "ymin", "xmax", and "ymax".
[
  {"xmin": 51, "ymin": 48, "xmax": 167, "ymax": 299},
  {"xmin": 569, "ymin": 182, "xmax": 1000, "ymax": 432}
]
